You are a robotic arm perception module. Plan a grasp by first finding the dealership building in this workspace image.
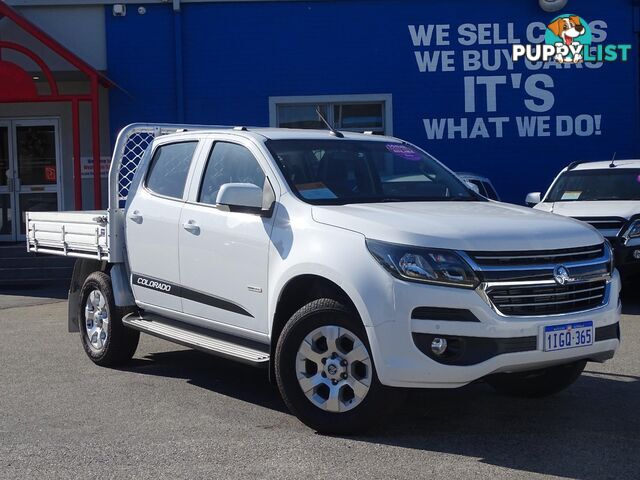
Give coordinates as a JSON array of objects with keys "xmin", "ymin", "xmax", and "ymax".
[{"xmin": 0, "ymin": 0, "xmax": 637, "ymax": 242}]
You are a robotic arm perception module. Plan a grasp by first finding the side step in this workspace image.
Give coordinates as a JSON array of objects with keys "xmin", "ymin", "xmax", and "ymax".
[{"xmin": 122, "ymin": 313, "xmax": 270, "ymax": 367}]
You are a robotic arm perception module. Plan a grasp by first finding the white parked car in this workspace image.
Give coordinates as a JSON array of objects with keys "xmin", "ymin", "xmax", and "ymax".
[
  {"xmin": 457, "ymin": 172, "xmax": 501, "ymax": 201},
  {"xmin": 527, "ymin": 159, "xmax": 640, "ymax": 279},
  {"xmin": 26, "ymin": 124, "xmax": 620, "ymax": 434}
]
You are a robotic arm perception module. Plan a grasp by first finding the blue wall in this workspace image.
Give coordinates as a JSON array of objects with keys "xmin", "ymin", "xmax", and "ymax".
[{"xmin": 106, "ymin": 0, "xmax": 640, "ymax": 203}]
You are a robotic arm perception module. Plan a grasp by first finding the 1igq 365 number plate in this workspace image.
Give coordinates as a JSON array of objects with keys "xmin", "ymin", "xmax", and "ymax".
[{"xmin": 543, "ymin": 321, "xmax": 594, "ymax": 352}]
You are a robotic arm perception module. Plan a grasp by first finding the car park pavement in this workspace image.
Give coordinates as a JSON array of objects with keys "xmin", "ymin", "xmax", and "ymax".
[{"xmin": 1, "ymin": 285, "xmax": 639, "ymax": 480}]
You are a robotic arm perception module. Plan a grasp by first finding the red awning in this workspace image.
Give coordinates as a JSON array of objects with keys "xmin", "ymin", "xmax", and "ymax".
[
  {"xmin": 0, "ymin": 1, "xmax": 116, "ymax": 210},
  {"xmin": 0, "ymin": 1, "xmax": 115, "ymax": 88}
]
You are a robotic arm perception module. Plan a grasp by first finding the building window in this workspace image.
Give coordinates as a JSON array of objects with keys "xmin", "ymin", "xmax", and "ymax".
[{"xmin": 269, "ymin": 94, "xmax": 392, "ymax": 135}]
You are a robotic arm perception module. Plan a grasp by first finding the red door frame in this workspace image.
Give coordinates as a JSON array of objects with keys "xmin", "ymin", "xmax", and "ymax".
[{"xmin": 0, "ymin": 3, "xmax": 115, "ymax": 210}]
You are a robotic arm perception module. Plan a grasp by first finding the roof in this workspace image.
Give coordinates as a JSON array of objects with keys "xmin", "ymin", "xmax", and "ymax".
[
  {"xmin": 175, "ymin": 127, "xmax": 399, "ymax": 142},
  {"xmin": 0, "ymin": 2, "xmax": 115, "ymax": 88},
  {"xmin": 242, "ymin": 128, "xmax": 397, "ymax": 142},
  {"xmin": 457, "ymin": 172, "xmax": 491, "ymax": 181},
  {"xmin": 567, "ymin": 160, "xmax": 640, "ymax": 171}
]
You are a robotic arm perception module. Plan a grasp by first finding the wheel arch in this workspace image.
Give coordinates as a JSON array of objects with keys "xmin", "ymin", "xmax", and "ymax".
[
  {"xmin": 269, "ymin": 274, "xmax": 365, "ymax": 380},
  {"xmin": 68, "ymin": 259, "xmax": 109, "ymax": 333},
  {"xmin": 272, "ymin": 274, "xmax": 361, "ymax": 338}
]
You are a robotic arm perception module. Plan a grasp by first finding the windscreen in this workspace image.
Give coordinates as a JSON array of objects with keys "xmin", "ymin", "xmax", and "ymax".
[
  {"xmin": 546, "ymin": 169, "xmax": 640, "ymax": 202},
  {"xmin": 266, "ymin": 139, "xmax": 477, "ymax": 205}
]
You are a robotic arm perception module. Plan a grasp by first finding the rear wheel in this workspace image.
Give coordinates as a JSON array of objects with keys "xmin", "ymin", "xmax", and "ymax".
[
  {"xmin": 486, "ymin": 360, "xmax": 587, "ymax": 398},
  {"xmin": 79, "ymin": 272, "xmax": 139, "ymax": 367},
  {"xmin": 275, "ymin": 298, "xmax": 390, "ymax": 434}
]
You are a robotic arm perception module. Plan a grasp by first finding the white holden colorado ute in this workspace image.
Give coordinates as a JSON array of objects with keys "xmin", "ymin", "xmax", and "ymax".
[
  {"xmin": 527, "ymin": 159, "xmax": 640, "ymax": 279},
  {"xmin": 27, "ymin": 124, "xmax": 621, "ymax": 434}
]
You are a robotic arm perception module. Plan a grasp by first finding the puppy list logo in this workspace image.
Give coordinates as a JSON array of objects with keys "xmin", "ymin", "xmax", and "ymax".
[
  {"xmin": 513, "ymin": 14, "xmax": 631, "ymax": 63},
  {"xmin": 545, "ymin": 15, "xmax": 591, "ymax": 63}
]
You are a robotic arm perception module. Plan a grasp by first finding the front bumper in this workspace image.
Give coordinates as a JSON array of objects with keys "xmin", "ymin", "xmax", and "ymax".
[{"xmin": 364, "ymin": 271, "xmax": 621, "ymax": 389}]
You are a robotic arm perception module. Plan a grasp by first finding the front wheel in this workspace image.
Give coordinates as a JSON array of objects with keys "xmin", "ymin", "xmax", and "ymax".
[
  {"xmin": 486, "ymin": 360, "xmax": 587, "ymax": 398},
  {"xmin": 275, "ymin": 298, "xmax": 390, "ymax": 434}
]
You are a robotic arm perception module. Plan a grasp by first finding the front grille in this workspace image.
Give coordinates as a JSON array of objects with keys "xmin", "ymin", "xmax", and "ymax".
[
  {"xmin": 469, "ymin": 244, "xmax": 604, "ymax": 267},
  {"xmin": 572, "ymin": 217, "xmax": 626, "ymax": 233},
  {"xmin": 487, "ymin": 279, "xmax": 607, "ymax": 316}
]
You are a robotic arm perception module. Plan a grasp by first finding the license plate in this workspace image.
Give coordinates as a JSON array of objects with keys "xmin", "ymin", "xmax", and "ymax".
[{"xmin": 543, "ymin": 321, "xmax": 594, "ymax": 352}]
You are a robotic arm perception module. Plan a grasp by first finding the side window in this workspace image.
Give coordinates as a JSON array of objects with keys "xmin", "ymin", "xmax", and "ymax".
[
  {"xmin": 146, "ymin": 141, "xmax": 198, "ymax": 199},
  {"xmin": 469, "ymin": 179, "xmax": 487, "ymax": 197},
  {"xmin": 483, "ymin": 181, "xmax": 499, "ymax": 200},
  {"xmin": 199, "ymin": 142, "xmax": 266, "ymax": 206}
]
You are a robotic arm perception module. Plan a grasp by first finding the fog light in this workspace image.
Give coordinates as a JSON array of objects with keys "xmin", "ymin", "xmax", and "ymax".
[
  {"xmin": 431, "ymin": 338, "xmax": 448, "ymax": 356},
  {"xmin": 633, "ymin": 250, "xmax": 640, "ymax": 260}
]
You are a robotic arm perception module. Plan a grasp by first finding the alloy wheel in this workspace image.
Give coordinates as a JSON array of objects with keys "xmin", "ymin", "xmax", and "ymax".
[
  {"xmin": 84, "ymin": 289, "xmax": 109, "ymax": 352},
  {"xmin": 296, "ymin": 325, "xmax": 372, "ymax": 413}
]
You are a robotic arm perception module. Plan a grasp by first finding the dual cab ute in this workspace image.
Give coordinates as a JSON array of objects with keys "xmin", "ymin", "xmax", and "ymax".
[{"xmin": 27, "ymin": 124, "xmax": 621, "ymax": 433}]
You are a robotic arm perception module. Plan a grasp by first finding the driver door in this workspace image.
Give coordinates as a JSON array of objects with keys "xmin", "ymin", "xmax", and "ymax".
[{"xmin": 179, "ymin": 137, "xmax": 278, "ymax": 334}]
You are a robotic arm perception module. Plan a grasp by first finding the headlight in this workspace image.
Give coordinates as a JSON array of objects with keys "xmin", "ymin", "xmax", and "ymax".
[
  {"xmin": 366, "ymin": 239, "xmax": 479, "ymax": 288},
  {"xmin": 623, "ymin": 219, "xmax": 640, "ymax": 241}
]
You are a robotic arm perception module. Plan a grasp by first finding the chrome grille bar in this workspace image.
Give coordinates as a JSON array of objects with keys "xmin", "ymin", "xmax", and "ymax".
[
  {"xmin": 474, "ymin": 248, "xmax": 603, "ymax": 262},
  {"xmin": 493, "ymin": 294, "xmax": 604, "ymax": 309},
  {"xmin": 466, "ymin": 244, "xmax": 605, "ymax": 269},
  {"xmin": 491, "ymin": 284, "xmax": 604, "ymax": 300},
  {"xmin": 572, "ymin": 217, "xmax": 626, "ymax": 231}
]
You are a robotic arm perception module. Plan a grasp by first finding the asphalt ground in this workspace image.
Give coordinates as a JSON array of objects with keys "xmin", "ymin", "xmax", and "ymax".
[{"xmin": 1, "ymin": 285, "xmax": 638, "ymax": 480}]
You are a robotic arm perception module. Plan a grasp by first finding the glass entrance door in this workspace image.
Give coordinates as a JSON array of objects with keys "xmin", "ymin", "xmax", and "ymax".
[
  {"xmin": 0, "ymin": 122, "xmax": 15, "ymax": 242},
  {"xmin": 0, "ymin": 119, "xmax": 61, "ymax": 242}
]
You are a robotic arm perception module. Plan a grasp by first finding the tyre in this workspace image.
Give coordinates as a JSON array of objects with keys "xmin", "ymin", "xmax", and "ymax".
[
  {"xmin": 79, "ymin": 271, "xmax": 140, "ymax": 367},
  {"xmin": 486, "ymin": 360, "xmax": 587, "ymax": 398},
  {"xmin": 275, "ymin": 298, "xmax": 390, "ymax": 434}
]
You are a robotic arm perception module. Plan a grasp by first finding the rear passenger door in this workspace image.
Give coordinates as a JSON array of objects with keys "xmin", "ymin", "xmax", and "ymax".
[
  {"xmin": 178, "ymin": 137, "xmax": 277, "ymax": 334},
  {"xmin": 126, "ymin": 140, "xmax": 200, "ymax": 312}
]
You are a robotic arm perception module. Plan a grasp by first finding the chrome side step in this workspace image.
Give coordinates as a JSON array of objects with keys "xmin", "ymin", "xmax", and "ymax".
[{"xmin": 122, "ymin": 313, "xmax": 270, "ymax": 367}]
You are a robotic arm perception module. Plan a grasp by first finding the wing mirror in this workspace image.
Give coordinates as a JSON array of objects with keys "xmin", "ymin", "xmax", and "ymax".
[
  {"xmin": 525, "ymin": 192, "xmax": 542, "ymax": 207},
  {"xmin": 216, "ymin": 180, "xmax": 275, "ymax": 215}
]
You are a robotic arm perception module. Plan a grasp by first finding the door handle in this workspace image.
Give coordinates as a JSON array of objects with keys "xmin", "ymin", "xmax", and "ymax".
[
  {"xmin": 182, "ymin": 220, "xmax": 200, "ymax": 235},
  {"xmin": 128, "ymin": 210, "xmax": 143, "ymax": 224}
]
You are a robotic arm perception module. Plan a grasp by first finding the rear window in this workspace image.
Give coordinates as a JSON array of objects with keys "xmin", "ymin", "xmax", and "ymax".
[{"xmin": 146, "ymin": 142, "xmax": 198, "ymax": 199}]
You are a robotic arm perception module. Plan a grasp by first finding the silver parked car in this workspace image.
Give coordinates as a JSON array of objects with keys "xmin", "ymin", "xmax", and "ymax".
[{"xmin": 457, "ymin": 172, "xmax": 500, "ymax": 201}]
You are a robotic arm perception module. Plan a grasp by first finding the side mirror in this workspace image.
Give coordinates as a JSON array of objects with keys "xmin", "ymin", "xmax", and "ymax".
[
  {"xmin": 525, "ymin": 192, "xmax": 542, "ymax": 207},
  {"xmin": 217, "ymin": 183, "xmax": 266, "ymax": 214},
  {"xmin": 464, "ymin": 180, "xmax": 480, "ymax": 194}
]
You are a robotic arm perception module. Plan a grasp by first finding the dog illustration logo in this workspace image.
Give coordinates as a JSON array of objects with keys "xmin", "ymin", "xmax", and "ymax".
[
  {"xmin": 513, "ymin": 14, "xmax": 630, "ymax": 64},
  {"xmin": 545, "ymin": 14, "xmax": 591, "ymax": 63}
]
